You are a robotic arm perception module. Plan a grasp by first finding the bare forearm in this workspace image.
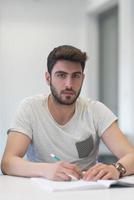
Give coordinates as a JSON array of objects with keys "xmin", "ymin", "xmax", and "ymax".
[
  {"xmin": 1, "ymin": 156, "xmax": 47, "ymax": 177},
  {"xmin": 1, "ymin": 156, "xmax": 81, "ymax": 181},
  {"xmin": 117, "ymin": 152, "xmax": 134, "ymax": 176}
]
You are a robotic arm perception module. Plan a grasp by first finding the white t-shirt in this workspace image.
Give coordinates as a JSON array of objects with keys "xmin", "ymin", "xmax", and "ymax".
[{"xmin": 8, "ymin": 94, "xmax": 117, "ymax": 170}]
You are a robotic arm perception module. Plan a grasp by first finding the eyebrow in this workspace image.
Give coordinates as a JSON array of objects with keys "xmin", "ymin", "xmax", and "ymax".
[{"xmin": 54, "ymin": 71, "xmax": 82, "ymax": 75}]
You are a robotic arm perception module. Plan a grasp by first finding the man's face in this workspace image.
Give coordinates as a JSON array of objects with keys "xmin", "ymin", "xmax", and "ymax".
[{"xmin": 46, "ymin": 60, "xmax": 85, "ymax": 105}]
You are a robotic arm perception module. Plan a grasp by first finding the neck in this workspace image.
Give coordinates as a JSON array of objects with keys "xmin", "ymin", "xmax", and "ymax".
[{"xmin": 48, "ymin": 95, "xmax": 76, "ymax": 125}]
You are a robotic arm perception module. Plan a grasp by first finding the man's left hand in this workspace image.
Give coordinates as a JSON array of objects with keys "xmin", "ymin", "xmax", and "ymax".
[{"xmin": 83, "ymin": 163, "xmax": 120, "ymax": 181}]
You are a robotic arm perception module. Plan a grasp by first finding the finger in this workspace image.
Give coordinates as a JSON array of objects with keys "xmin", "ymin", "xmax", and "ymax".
[
  {"xmin": 62, "ymin": 162, "xmax": 82, "ymax": 178},
  {"xmin": 56, "ymin": 162, "xmax": 81, "ymax": 179},
  {"xmin": 53, "ymin": 172, "xmax": 71, "ymax": 181},
  {"xmin": 93, "ymin": 169, "xmax": 108, "ymax": 181},
  {"xmin": 87, "ymin": 163, "xmax": 101, "ymax": 170},
  {"xmin": 83, "ymin": 163, "xmax": 108, "ymax": 180},
  {"xmin": 62, "ymin": 168, "xmax": 81, "ymax": 180},
  {"xmin": 86, "ymin": 163, "xmax": 108, "ymax": 174},
  {"xmin": 83, "ymin": 164, "xmax": 102, "ymax": 177},
  {"xmin": 83, "ymin": 168, "xmax": 100, "ymax": 181},
  {"xmin": 62, "ymin": 162, "xmax": 80, "ymax": 173},
  {"xmin": 100, "ymin": 172, "xmax": 112, "ymax": 180},
  {"xmin": 90, "ymin": 163, "xmax": 107, "ymax": 171}
]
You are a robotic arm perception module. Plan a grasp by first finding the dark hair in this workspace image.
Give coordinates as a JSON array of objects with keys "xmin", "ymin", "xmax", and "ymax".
[{"xmin": 47, "ymin": 45, "xmax": 87, "ymax": 74}]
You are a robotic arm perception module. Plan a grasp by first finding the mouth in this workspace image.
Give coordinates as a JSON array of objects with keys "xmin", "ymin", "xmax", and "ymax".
[{"xmin": 62, "ymin": 90, "xmax": 75, "ymax": 96}]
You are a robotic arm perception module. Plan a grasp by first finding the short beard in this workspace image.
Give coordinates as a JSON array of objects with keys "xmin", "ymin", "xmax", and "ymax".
[{"xmin": 50, "ymin": 82, "xmax": 81, "ymax": 106}]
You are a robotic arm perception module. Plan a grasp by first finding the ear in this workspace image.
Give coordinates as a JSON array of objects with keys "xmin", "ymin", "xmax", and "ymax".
[{"xmin": 45, "ymin": 71, "xmax": 51, "ymax": 85}]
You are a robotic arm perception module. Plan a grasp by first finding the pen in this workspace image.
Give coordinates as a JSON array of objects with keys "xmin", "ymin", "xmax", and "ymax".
[
  {"xmin": 50, "ymin": 153, "xmax": 78, "ymax": 181},
  {"xmin": 50, "ymin": 153, "xmax": 61, "ymax": 161}
]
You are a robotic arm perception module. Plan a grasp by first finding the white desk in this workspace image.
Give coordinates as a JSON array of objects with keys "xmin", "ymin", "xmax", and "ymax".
[{"xmin": 0, "ymin": 175, "xmax": 134, "ymax": 200}]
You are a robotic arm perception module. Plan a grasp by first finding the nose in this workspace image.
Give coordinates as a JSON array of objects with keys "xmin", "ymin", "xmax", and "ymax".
[{"xmin": 65, "ymin": 76, "xmax": 73, "ymax": 89}]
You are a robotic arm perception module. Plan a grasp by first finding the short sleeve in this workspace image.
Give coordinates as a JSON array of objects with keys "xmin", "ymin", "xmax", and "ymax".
[
  {"xmin": 93, "ymin": 101, "xmax": 118, "ymax": 137},
  {"xmin": 8, "ymin": 99, "xmax": 33, "ymax": 139}
]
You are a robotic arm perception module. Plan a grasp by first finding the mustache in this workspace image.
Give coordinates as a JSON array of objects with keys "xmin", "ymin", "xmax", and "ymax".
[{"xmin": 61, "ymin": 89, "xmax": 76, "ymax": 94}]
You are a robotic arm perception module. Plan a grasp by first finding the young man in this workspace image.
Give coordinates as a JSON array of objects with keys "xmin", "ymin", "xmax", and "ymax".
[{"xmin": 1, "ymin": 45, "xmax": 134, "ymax": 181}]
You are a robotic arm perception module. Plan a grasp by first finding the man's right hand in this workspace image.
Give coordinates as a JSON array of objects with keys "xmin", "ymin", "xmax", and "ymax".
[{"xmin": 41, "ymin": 161, "xmax": 81, "ymax": 181}]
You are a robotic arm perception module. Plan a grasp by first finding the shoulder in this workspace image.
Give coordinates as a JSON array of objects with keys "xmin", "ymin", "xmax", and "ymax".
[
  {"xmin": 16, "ymin": 94, "xmax": 48, "ymax": 115},
  {"xmin": 19, "ymin": 94, "xmax": 48, "ymax": 107},
  {"xmin": 77, "ymin": 97, "xmax": 117, "ymax": 118},
  {"xmin": 77, "ymin": 97, "xmax": 105, "ymax": 111}
]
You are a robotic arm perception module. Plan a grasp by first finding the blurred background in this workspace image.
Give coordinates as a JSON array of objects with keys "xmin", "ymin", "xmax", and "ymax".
[{"xmin": 0, "ymin": 0, "xmax": 134, "ymax": 164}]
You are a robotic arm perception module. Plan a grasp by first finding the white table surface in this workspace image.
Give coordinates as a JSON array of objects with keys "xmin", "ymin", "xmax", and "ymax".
[{"xmin": 0, "ymin": 175, "xmax": 134, "ymax": 200}]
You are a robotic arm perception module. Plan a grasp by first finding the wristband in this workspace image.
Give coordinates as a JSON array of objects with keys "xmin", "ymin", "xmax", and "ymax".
[{"xmin": 112, "ymin": 162, "xmax": 126, "ymax": 177}]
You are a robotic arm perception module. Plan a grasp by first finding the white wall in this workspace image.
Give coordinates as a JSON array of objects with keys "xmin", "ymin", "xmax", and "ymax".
[
  {"xmin": 87, "ymin": 0, "xmax": 134, "ymax": 153},
  {"xmin": 118, "ymin": 0, "xmax": 134, "ymax": 137},
  {"xmin": 0, "ymin": 0, "xmax": 88, "ymax": 157}
]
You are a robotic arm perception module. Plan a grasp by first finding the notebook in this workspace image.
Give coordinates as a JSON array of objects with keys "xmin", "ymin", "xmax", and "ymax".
[{"xmin": 31, "ymin": 175, "xmax": 134, "ymax": 192}]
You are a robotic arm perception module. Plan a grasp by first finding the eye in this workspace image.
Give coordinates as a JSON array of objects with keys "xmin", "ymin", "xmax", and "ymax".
[
  {"xmin": 72, "ymin": 73, "xmax": 81, "ymax": 79},
  {"xmin": 56, "ymin": 73, "xmax": 67, "ymax": 79}
]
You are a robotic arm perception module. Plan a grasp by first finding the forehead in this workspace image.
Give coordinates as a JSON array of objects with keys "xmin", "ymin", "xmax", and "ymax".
[{"xmin": 52, "ymin": 60, "xmax": 83, "ymax": 74}]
